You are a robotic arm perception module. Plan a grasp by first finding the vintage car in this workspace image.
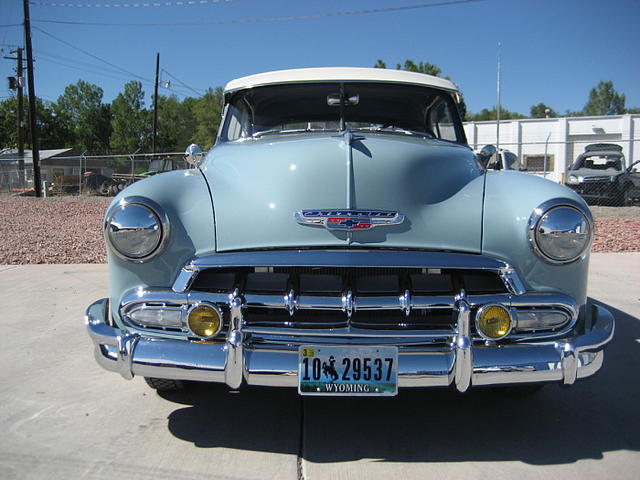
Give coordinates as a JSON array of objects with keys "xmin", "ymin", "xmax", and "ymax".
[
  {"xmin": 566, "ymin": 143, "xmax": 639, "ymax": 205},
  {"xmin": 85, "ymin": 68, "xmax": 614, "ymax": 396}
]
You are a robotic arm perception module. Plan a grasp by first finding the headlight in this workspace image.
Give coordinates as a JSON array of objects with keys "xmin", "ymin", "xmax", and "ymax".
[
  {"xmin": 566, "ymin": 175, "xmax": 579, "ymax": 185},
  {"xmin": 476, "ymin": 304, "xmax": 513, "ymax": 340},
  {"xmin": 105, "ymin": 197, "xmax": 169, "ymax": 262},
  {"xmin": 529, "ymin": 201, "xmax": 592, "ymax": 264},
  {"xmin": 187, "ymin": 304, "xmax": 223, "ymax": 339}
]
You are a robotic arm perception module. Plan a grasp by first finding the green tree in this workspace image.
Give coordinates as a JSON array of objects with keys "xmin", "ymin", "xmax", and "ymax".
[
  {"xmin": 583, "ymin": 81, "xmax": 626, "ymax": 116},
  {"xmin": 0, "ymin": 97, "xmax": 20, "ymax": 149},
  {"xmin": 154, "ymin": 94, "xmax": 197, "ymax": 152},
  {"xmin": 56, "ymin": 80, "xmax": 111, "ymax": 153},
  {"xmin": 0, "ymin": 96, "xmax": 72, "ymax": 150},
  {"xmin": 110, "ymin": 81, "xmax": 150, "ymax": 154},
  {"xmin": 396, "ymin": 60, "xmax": 441, "ymax": 77},
  {"xmin": 530, "ymin": 103, "xmax": 557, "ymax": 118},
  {"xmin": 467, "ymin": 107, "xmax": 526, "ymax": 121},
  {"xmin": 192, "ymin": 87, "xmax": 223, "ymax": 150},
  {"xmin": 373, "ymin": 59, "xmax": 387, "ymax": 69}
]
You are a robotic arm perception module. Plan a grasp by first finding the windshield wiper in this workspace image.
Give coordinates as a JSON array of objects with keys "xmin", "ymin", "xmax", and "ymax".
[
  {"xmin": 252, "ymin": 128, "xmax": 308, "ymax": 138},
  {"xmin": 353, "ymin": 126, "xmax": 433, "ymax": 139}
]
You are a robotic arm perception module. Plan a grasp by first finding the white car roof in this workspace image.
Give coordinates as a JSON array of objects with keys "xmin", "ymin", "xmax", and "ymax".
[{"xmin": 224, "ymin": 67, "xmax": 458, "ymax": 94}]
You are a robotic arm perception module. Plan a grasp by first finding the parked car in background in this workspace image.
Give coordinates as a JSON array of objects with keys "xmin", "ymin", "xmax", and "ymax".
[
  {"xmin": 480, "ymin": 148, "xmax": 524, "ymax": 171},
  {"xmin": 86, "ymin": 68, "xmax": 614, "ymax": 397},
  {"xmin": 566, "ymin": 143, "xmax": 638, "ymax": 205}
]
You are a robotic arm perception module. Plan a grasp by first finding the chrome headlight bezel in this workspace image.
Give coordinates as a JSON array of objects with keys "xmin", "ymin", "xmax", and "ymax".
[
  {"xmin": 104, "ymin": 196, "xmax": 170, "ymax": 263},
  {"xmin": 528, "ymin": 198, "xmax": 593, "ymax": 264}
]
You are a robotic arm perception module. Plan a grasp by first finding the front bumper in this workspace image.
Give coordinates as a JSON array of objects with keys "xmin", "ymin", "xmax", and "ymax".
[
  {"xmin": 85, "ymin": 298, "xmax": 614, "ymax": 392},
  {"xmin": 566, "ymin": 183, "xmax": 618, "ymax": 202}
]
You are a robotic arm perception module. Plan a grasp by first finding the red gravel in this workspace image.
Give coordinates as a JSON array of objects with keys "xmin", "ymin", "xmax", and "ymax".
[
  {"xmin": 0, "ymin": 196, "xmax": 637, "ymax": 264},
  {"xmin": 0, "ymin": 196, "xmax": 110, "ymax": 264},
  {"xmin": 592, "ymin": 218, "xmax": 640, "ymax": 253}
]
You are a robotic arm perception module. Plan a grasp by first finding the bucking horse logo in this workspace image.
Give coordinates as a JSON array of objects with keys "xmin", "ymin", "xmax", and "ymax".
[{"xmin": 322, "ymin": 355, "xmax": 339, "ymax": 382}]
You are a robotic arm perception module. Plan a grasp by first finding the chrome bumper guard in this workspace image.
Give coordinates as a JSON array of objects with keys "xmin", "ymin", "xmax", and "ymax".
[{"xmin": 85, "ymin": 297, "xmax": 614, "ymax": 392}]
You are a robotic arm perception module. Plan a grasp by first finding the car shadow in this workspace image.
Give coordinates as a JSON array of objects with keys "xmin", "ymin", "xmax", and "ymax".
[{"xmin": 163, "ymin": 299, "xmax": 639, "ymax": 465}]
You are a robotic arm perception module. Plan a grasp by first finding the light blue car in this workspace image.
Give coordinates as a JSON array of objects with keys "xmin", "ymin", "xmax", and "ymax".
[{"xmin": 86, "ymin": 68, "xmax": 614, "ymax": 396}]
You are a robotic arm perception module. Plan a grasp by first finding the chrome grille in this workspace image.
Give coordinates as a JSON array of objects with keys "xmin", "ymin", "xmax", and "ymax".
[{"xmin": 188, "ymin": 266, "xmax": 508, "ymax": 331}]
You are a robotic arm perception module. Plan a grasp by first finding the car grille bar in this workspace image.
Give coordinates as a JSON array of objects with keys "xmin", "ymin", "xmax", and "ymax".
[{"xmin": 185, "ymin": 290, "xmax": 475, "ymax": 315}]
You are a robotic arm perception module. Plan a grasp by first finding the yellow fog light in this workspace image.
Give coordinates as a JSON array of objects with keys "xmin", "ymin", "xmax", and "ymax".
[
  {"xmin": 475, "ymin": 304, "xmax": 513, "ymax": 340},
  {"xmin": 187, "ymin": 304, "xmax": 223, "ymax": 339}
]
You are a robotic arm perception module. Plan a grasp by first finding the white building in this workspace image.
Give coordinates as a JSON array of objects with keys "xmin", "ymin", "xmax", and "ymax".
[{"xmin": 464, "ymin": 114, "xmax": 640, "ymax": 182}]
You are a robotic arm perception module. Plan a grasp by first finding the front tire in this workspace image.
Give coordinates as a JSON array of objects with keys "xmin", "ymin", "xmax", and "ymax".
[
  {"xmin": 623, "ymin": 188, "xmax": 633, "ymax": 206},
  {"xmin": 144, "ymin": 377, "xmax": 185, "ymax": 391}
]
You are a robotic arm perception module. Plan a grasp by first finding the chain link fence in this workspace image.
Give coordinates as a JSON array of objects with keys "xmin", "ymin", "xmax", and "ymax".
[
  {"xmin": 475, "ymin": 139, "xmax": 640, "ymax": 207},
  {"xmin": 0, "ymin": 151, "xmax": 189, "ymax": 196}
]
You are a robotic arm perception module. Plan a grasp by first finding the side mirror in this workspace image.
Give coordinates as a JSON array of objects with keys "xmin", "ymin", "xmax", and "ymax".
[
  {"xmin": 477, "ymin": 144, "xmax": 496, "ymax": 167},
  {"xmin": 185, "ymin": 143, "xmax": 204, "ymax": 167}
]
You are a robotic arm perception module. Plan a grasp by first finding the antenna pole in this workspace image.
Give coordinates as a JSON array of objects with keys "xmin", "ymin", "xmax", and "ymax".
[
  {"xmin": 152, "ymin": 53, "xmax": 160, "ymax": 154},
  {"xmin": 496, "ymin": 42, "xmax": 501, "ymax": 154}
]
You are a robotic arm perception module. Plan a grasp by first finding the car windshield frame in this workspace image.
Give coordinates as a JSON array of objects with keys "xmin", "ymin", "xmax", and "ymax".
[{"xmin": 218, "ymin": 82, "xmax": 467, "ymax": 145}]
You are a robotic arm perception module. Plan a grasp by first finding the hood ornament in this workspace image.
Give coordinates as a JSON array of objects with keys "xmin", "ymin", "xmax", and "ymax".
[{"xmin": 294, "ymin": 209, "xmax": 405, "ymax": 231}]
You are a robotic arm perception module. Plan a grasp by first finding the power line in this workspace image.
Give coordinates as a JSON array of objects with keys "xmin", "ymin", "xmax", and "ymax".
[
  {"xmin": 36, "ymin": 48, "xmax": 134, "ymax": 76},
  {"xmin": 32, "ymin": 0, "xmax": 488, "ymax": 26},
  {"xmin": 30, "ymin": 28, "xmax": 199, "ymax": 98},
  {"xmin": 37, "ymin": 56, "xmax": 196, "ymax": 98},
  {"xmin": 161, "ymin": 69, "xmax": 204, "ymax": 96},
  {"xmin": 30, "ymin": 0, "xmax": 235, "ymax": 7},
  {"xmin": 33, "ymin": 26, "xmax": 154, "ymax": 83}
]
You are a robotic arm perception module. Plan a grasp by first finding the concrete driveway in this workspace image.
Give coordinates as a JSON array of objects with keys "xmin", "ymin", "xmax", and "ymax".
[{"xmin": 0, "ymin": 253, "xmax": 638, "ymax": 480}]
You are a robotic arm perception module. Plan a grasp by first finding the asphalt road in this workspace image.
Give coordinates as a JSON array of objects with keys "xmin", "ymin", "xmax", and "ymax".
[{"xmin": 0, "ymin": 254, "xmax": 638, "ymax": 480}]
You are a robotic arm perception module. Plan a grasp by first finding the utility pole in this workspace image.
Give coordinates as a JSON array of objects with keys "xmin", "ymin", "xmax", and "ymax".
[
  {"xmin": 152, "ymin": 52, "xmax": 160, "ymax": 154},
  {"xmin": 16, "ymin": 47, "xmax": 24, "ymax": 169},
  {"xmin": 4, "ymin": 47, "xmax": 25, "ymax": 172},
  {"xmin": 23, "ymin": 0, "xmax": 42, "ymax": 197}
]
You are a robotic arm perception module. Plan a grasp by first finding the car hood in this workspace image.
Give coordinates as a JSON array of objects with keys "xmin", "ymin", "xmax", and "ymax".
[{"xmin": 202, "ymin": 132, "xmax": 485, "ymax": 252}]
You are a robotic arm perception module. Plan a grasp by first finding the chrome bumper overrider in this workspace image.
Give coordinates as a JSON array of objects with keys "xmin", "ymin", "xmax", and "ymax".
[{"xmin": 85, "ymin": 297, "xmax": 614, "ymax": 392}]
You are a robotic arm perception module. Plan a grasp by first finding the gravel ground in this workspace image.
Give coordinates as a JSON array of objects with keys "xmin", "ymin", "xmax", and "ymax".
[
  {"xmin": 0, "ymin": 196, "xmax": 111, "ymax": 264},
  {"xmin": 0, "ymin": 196, "xmax": 638, "ymax": 264}
]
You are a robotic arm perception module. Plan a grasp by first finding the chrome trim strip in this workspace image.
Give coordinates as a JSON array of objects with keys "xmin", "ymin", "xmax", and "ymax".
[
  {"xmin": 116, "ymin": 332, "xmax": 139, "ymax": 380},
  {"xmin": 172, "ymin": 266, "xmax": 198, "ymax": 293},
  {"xmin": 186, "ymin": 250, "xmax": 511, "ymax": 270},
  {"xmin": 173, "ymin": 250, "xmax": 527, "ymax": 297},
  {"xmin": 499, "ymin": 266, "xmax": 526, "ymax": 295},
  {"xmin": 453, "ymin": 291, "xmax": 472, "ymax": 393},
  {"xmin": 243, "ymin": 326, "xmax": 455, "ymax": 339},
  {"xmin": 225, "ymin": 296, "xmax": 244, "ymax": 389}
]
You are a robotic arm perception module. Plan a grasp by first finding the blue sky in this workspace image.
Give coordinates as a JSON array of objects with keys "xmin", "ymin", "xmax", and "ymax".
[{"xmin": 1, "ymin": 0, "xmax": 639, "ymax": 116}]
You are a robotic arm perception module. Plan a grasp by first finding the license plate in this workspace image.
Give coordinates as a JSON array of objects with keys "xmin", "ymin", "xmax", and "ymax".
[{"xmin": 298, "ymin": 346, "xmax": 398, "ymax": 396}]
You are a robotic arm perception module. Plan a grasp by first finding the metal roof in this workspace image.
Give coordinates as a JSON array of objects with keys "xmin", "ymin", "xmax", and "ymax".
[
  {"xmin": 224, "ymin": 67, "xmax": 458, "ymax": 94},
  {"xmin": 0, "ymin": 148, "xmax": 73, "ymax": 164}
]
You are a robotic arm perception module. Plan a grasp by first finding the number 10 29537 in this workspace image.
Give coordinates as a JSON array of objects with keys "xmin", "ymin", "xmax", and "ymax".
[{"xmin": 298, "ymin": 346, "xmax": 398, "ymax": 396}]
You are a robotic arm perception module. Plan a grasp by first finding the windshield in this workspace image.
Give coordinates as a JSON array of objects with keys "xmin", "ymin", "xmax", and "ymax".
[
  {"xmin": 574, "ymin": 153, "xmax": 623, "ymax": 171},
  {"xmin": 219, "ymin": 82, "xmax": 465, "ymax": 144}
]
